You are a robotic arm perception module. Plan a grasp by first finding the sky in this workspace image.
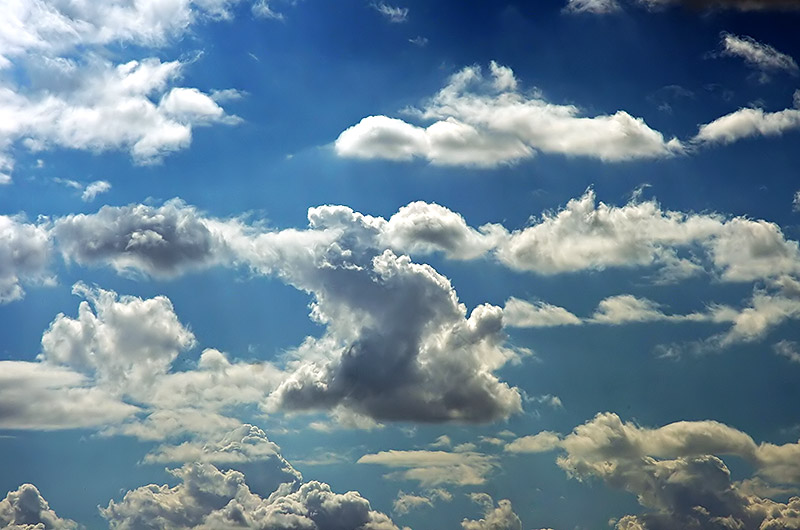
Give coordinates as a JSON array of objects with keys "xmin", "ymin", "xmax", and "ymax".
[{"xmin": 2, "ymin": 0, "xmax": 800, "ymax": 529}]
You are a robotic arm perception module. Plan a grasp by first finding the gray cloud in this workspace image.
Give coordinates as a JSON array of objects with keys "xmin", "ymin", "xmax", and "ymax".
[{"xmin": 101, "ymin": 462, "xmax": 400, "ymax": 530}]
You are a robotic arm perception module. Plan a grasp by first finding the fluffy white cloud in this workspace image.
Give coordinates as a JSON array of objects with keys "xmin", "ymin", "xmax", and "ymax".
[
  {"xmin": 358, "ymin": 450, "xmax": 497, "ymax": 486},
  {"xmin": 0, "ymin": 57, "xmax": 238, "ymax": 168},
  {"xmin": 719, "ymin": 33, "xmax": 798, "ymax": 78},
  {"xmin": 503, "ymin": 297, "xmax": 581, "ymax": 328},
  {"xmin": 0, "ymin": 483, "xmax": 78, "ymax": 530},
  {"xmin": 40, "ymin": 282, "xmax": 196, "ymax": 393},
  {"xmin": 491, "ymin": 189, "xmax": 800, "ymax": 282},
  {"xmin": 101, "ymin": 462, "xmax": 400, "ymax": 530},
  {"xmin": 694, "ymin": 94, "xmax": 800, "ymax": 145},
  {"xmin": 0, "ymin": 360, "xmax": 138, "ymax": 430},
  {"xmin": 0, "ymin": 214, "xmax": 52, "ymax": 303},
  {"xmin": 335, "ymin": 62, "xmax": 682, "ymax": 166}
]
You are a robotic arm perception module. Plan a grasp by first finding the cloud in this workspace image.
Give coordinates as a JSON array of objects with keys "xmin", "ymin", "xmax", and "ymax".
[
  {"xmin": 0, "ymin": 483, "xmax": 78, "ymax": 530},
  {"xmin": 0, "ymin": 360, "xmax": 138, "ymax": 430},
  {"xmin": 462, "ymin": 496, "xmax": 524, "ymax": 530},
  {"xmin": 719, "ymin": 33, "xmax": 798, "ymax": 79},
  {"xmin": 589, "ymin": 294, "xmax": 708, "ymax": 324},
  {"xmin": 694, "ymin": 94, "xmax": 800, "ymax": 145},
  {"xmin": 334, "ymin": 62, "xmax": 682, "ymax": 166},
  {"xmin": 372, "ymin": 2, "xmax": 409, "ymax": 22},
  {"xmin": 392, "ymin": 491, "xmax": 433, "ymax": 515},
  {"xmin": 774, "ymin": 340, "xmax": 800, "ymax": 363},
  {"xmin": 505, "ymin": 412, "xmax": 800, "ymax": 529},
  {"xmin": 563, "ymin": 0, "xmax": 623, "ymax": 13},
  {"xmin": 491, "ymin": 189, "xmax": 800, "ymax": 282},
  {"xmin": 40, "ymin": 282, "xmax": 196, "ymax": 394},
  {"xmin": 504, "ymin": 432, "xmax": 562, "ymax": 454},
  {"xmin": 0, "ymin": 214, "xmax": 52, "ymax": 303},
  {"xmin": 53, "ymin": 200, "xmax": 234, "ymax": 278},
  {"xmin": 0, "ymin": 57, "xmax": 239, "ymax": 169},
  {"xmin": 358, "ymin": 450, "xmax": 497, "ymax": 486},
  {"xmin": 503, "ymin": 297, "xmax": 582, "ymax": 328},
  {"xmin": 101, "ymin": 462, "xmax": 400, "ymax": 530}
]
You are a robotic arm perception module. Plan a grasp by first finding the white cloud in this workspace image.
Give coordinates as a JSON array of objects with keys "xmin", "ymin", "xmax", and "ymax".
[
  {"xmin": 504, "ymin": 432, "xmax": 562, "ymax": 454},
  {"xmin": 0, "ymin": 214, "xmax": 52, "ymax": 303},
  {"xmin": 80, "ymin": 180, "xmax": 111, "ymax": 202},
  {"xmin": 719, "ymin": 33, "xmax": 798, "ymax": 78},
  {"xmin": 334, "ymin": 62, "xmax": 682, "ymax": 166},
  {"xmin": 589, "ymin": 294, "xmax": 708, "ymax": 324},
  {"xmin": 0, "ymin": 57, "xmax": 238, "ymax": 168},
  {"xmin": 372, "ymin": 2, "xmax": 409, "ymax": 22},
  {"xmin": 0, "ymin": 360, "xmax": 138, "ymax": 430},
  {"xmin": 101, "ymin": 462, "xmax": 400, "ymax": 530},
  {"xmin": 563, "ymin": 0, "xmax": 623, "ymax": 14},
  {"xmin": 503, "ymin": 297, "xmax": 581, "ymax": 328},
  {"xmin": 462, "ymin": 496, "xmax": 531, "ymax": 530},
  {"xmin": 695, "ymin": 105, "xmax": 800, "ymax": 145},
  {"xmin": 793, "ymin": 189, "xmax": 800, "ymax": 212},
  {"xmin": 0, "ymin": 483, "xmax": 78, "ymax": 530},
  {"xmin": 40, "ymin": 282, "xmax": 196, "ymax": 394},
  {"xmin": 358, "ymin": 450, "xmax": 497, "ymax": 486},
  {"xmin": 392, "ymin": 491, "xmax": 433, "ymax": 515}
]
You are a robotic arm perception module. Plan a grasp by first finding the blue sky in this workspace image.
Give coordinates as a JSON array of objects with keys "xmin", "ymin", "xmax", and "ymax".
[{"xmin": 2, "ymin": 1, "xmax": 800, "ymax": 529}]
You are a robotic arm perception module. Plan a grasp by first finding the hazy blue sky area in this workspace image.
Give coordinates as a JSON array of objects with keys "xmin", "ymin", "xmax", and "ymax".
[{"xmin": 2, "ymin": 1, "xmax": 800, "ymax": 529}]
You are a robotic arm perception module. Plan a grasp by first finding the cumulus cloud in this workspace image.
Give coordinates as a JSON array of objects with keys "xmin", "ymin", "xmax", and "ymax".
[
  {"xmin": 0, "ymin": 360, "xmax": 138, "ymax": 430},
  {"xmin": 334, "ymin": 62, "xmax": 682, "ymax": 166},
  {"xmin": 0, "ymin": 214, "xmax": 52, "ymax": 303},
  {"xmin": 490, "ymin": 189, "xmax": 800, "ymax": 282},
  {"xmin": 53, "ymin": 200, "xmax": 234, "ymax": 278},
  {"xmin": 500, "ymin": 413, "xmax": 800, "ymax": 529},
  {"xmin": 358, "ymin": 450, "xmax": 497, "ymax": 486},
  {"xmin": 0, "ymin": 57, "xmax": 239, "ymax": 169},
  {"xmin": 40, "ymin": 282, "xmax": 196, "ymax": 394},
  {"xmin": 461, "ymin": 495, "xmax": 524, "ymax": 530},
  {"xmin": 719, "ymin": 33, "xmax": 798, "ymax": 79},
  {"xmin": 101, "ymin": 462, "xmax": 400, "ymax": 530},
  {"xmin": 694, "ymin": 94, "xmax": 800, "ymax": 145},
  {"xmin": 0, "ymin": 483, "xmax": 78, "ymax": 530}
]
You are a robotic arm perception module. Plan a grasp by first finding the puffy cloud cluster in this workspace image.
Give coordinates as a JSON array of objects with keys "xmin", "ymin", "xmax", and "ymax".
[
  {"xmin": 101, "ymin": 462, "xmax": 400, "ymax": 530},
  {"xmin": 0, "ymin": 57, "xmax": 238, "ymax": 168},
  {"xmin": 0, "ymin": 214, "xmax": 52, "ymax": 303},
  {"xmin": 0, "ymin": 483, "xmax": 77, "ymax": 530},
  {"xmin": 508, "ymin": 413, "xmax": 800, "ymax": 529},
  {"xmin": 335, "ymin": 62, "xmax": 682, "ymax": 166},
  {"xmin": 0, "ymin": 0, "xmax": 284, "ymax": 177}
]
